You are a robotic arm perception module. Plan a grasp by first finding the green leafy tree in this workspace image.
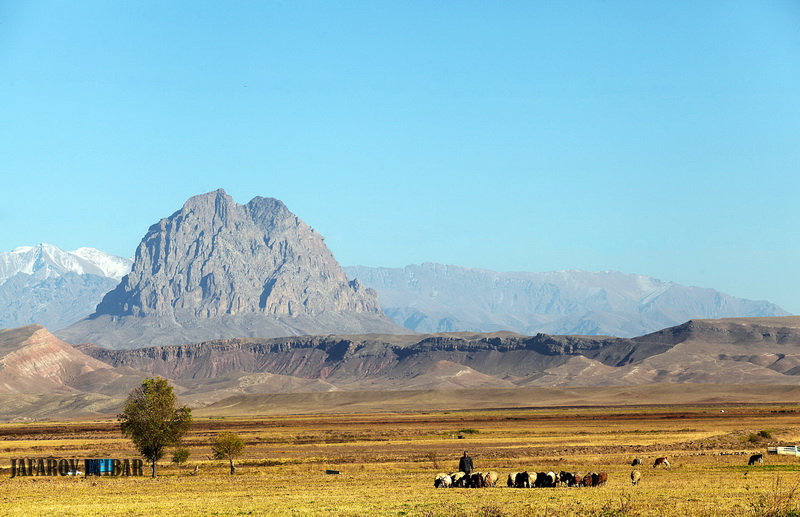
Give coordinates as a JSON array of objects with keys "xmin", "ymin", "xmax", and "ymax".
[
  {"xmin": 211, "ymin": 431, "xmax": 245, "ymax": 475},
  {"xmin": 118, "ymin": 377, "xmax": 192, "ymax": 478},
  {"xmin": 172, "ymin": 445, "xmax": 190, "ymax": 472}
]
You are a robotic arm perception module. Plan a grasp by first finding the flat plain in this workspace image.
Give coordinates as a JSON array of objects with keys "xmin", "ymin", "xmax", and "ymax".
[{"xmin": 2, "ymin": 404, "xmax": 800, "ymax": 516}]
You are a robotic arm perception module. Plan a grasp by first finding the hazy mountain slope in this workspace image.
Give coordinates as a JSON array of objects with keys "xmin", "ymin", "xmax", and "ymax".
[
  {"xmin": 0, "ymin": 272, "xmax": 119, "ymax": 330},
  {"xmin": 0, "ymin": 244, "xmax": 133, "ymax": 330},
  {"xmin": 58, "ymin": 189, "xmax": 405, "ymax": 348},
  {"xmin": 345, "ymin": 263, "xmax": 789, "ymax": 337}
]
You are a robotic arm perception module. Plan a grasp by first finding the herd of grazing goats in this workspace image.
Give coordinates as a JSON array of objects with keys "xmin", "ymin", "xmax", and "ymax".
[
  {"xmin": 433, "ymin": 469, "xmax": 608, "ymax": 489},
  {"xmin": 433, "ymin": 456, "xmax": 675, "ymax": 489}
]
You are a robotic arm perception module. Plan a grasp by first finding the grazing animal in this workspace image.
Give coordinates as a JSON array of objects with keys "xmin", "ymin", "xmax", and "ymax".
[
  {"xmin": 558, "ymin": 471, "xmax": 575, "ymax": 487},
  {"xmin": 483, "ymin": 471, "xmax": 498, "ymax": 487},
  {"xmin": 534, "ymin": 471, "xmax": 555, "ymax": 488},
  {"xmin": 653, "ymin": 457, "xmax": 670, "ymax": 469},
  {"xmin": 434, "ymin": 473, "xmax": 452, "ymax": 488},
  {"xmin": 509, "ymin": 471, "xmax": 530, "ymax": 488},
  {"xmin": 631, "ymin": 458, "xmax": 642, "ymax": 466},
  {"xmin": 467, "ymin": 472, "xmax": 485, "ymax": 488},
  {"xmin": 582, "ymin": 472, "xmax": 596, "ymax": 487},
  {"xmin": 596, "ymin": 472, "xmax": 608, "ymax": 486},
  {"xmin": 572, "ymin": 473, "xmax": 583, "ymax": 487},
  {"xmin": 450, "ymin": 471, "xmax": 466, "ymax": 487},
  {"xmin": 631, "ymin": 470, "xmax": 641, "ymax": 486},
  {"xmin": 748, "ymin": 454, "xmax": 763, "ymax": 466}
]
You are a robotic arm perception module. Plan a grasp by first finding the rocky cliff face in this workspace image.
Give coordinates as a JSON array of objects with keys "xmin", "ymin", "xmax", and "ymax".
[
  {"xmin": 78, "ymin": 316, "xmax": 800, "ymax": 389},
  {"xmin": 58, "ymin": 190, "xmax": 404, "ymax": 348},
  {"xmin": 5, "ymin": 316, "xmax": 800, "ymax": 419}
]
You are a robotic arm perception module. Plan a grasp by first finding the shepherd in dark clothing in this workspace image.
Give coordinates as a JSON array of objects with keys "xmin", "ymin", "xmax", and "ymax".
[{"xmin": 458, "ymin": 451, "xmax": 473, "ymax": 474}]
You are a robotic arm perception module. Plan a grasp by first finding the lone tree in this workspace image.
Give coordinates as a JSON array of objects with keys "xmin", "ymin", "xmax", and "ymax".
[
  {"xmin": 211, "ymin": 431, "xmax": 245, "ymax": 475},
  {"xmin": 118, "ymin": 377, "xmax": 192, "ymax": 478}
]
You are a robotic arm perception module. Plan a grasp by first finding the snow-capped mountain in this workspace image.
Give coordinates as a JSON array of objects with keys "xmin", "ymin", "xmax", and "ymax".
[
  {"xmin": 0, "ymin": 244, "xmax": 132, "ymax": 330},
  {"xmin": 0, "ymin": 243, "xmax": 131, "ymax": 283}
]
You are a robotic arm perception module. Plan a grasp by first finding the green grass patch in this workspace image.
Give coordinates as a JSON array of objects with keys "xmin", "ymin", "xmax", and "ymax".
[{"xmin": 727, "ymin": 464, "xmax": 800, "ymax": 472}]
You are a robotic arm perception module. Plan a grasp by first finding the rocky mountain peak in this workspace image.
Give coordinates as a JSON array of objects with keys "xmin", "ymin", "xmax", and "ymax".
[{"xmin": 59, "ymin": 190, "xmax": 404, "ymax": 348}]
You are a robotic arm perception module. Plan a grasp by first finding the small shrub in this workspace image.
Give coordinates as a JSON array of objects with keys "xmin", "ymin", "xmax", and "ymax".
[
  {"xmin": 425, "ymin": 451, "xmax": 439, "ymax": 469},
  {"xmin": 458, "ymin": 428, "xmax": 479, "ymax": 434},
  {"xmin": 759, "ymin": 430, "xmax": 774, "ymax": 439},
  {"xmin": 171, "ymin": 446, "xmax": 190, "ymax": 471},
  {"xmin": 477, "ymin": 505, "xmax": 507, "ymax": 517}
]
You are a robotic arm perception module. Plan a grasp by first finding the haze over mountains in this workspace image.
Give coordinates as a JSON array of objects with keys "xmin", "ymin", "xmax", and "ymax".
[{"xmin": 346, "ymin": 263, "xmax": 789, "ymax": 338}]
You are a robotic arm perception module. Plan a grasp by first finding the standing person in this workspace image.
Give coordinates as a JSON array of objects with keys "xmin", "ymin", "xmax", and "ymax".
[{"xmin": 458, "ymin": 451, "xmax": 473, "ymax": 474}]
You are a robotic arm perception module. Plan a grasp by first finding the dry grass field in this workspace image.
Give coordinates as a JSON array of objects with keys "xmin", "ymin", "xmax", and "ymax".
[{"xmin": 2, "ymin": 404, "xmax": 800, "ymax": 516}]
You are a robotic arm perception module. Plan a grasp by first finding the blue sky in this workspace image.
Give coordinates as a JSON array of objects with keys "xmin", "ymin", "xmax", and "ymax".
[{"xmin": 1, "ymin": 1, "xmax": 798, "ymax": 313}]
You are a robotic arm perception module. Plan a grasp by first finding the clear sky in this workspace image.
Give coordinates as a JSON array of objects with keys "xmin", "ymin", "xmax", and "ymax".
[{"xmin": 1, "ymin": 1, "xmax": 798, "ymax": 313}]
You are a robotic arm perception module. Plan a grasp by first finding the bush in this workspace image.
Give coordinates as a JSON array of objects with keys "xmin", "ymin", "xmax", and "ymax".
[
  {"xmin": 425, "ymin": 451, "xmax": 439, "ymax": 469},
  {"xmin": 745, "ymin": 430, "xmax": 774, "ymax": 443},
  {"xmin": 172, "ymin": 446, "xmax": 190, "ymax": 470},
  {"xmin": 458, "ymin": 428, "xmax": 479, "ymax": 434}
]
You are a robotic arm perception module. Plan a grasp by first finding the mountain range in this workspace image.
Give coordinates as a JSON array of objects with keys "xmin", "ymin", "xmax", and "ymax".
[
  {"xmin": 345, "ymin": 263, "xmax": 789, "ymax": 337},
  {"xmin": 1, "ymin": 190, "xmax": 790, "ymax": 349},
  {"xmin": 2, "ymin": 190, "xmax": 796, "ymax": 421},
  {"xmin": 0, "ymin": 244, "xmax": 132, "ymax": 331},
  {"xmin": 2, "ymin": 316, "xmax": 800, "ymax": 420}
]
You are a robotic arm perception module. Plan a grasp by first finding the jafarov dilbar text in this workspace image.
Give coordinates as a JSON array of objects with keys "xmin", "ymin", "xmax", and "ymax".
[{"xmin": 10, "ymin": 458, "xmax": 145, "ymax": 477}]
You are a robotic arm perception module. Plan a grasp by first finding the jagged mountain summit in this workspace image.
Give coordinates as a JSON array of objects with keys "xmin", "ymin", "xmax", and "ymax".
[
  {"xmin": 344, "ymin": 263, "xmax": 790, "ymax": 338},
  {"xmin": 0, "ymin": 243, "xmax": 131, "ymax": 282},
  {"xmin": 0, "ymin": 244, "xmax": 133, "ymax": 330},
  {"xmin": 57, "ymin": 190, "xmax": 405, "ymax": 348}
]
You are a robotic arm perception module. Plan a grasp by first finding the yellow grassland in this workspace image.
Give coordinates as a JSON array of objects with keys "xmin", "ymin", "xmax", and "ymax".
[{"xmin": 1, "ymin": 405, "xmax": 800, "ymax": 516}]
